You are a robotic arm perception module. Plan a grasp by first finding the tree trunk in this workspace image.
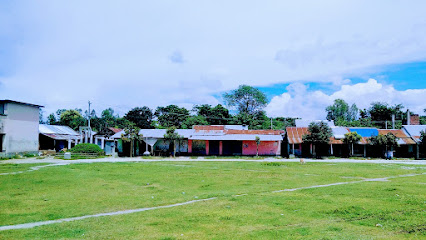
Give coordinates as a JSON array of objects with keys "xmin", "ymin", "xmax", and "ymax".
[
  {"xmin": 256, "ymin": 144, "xmax": 259, "ymax": 157},
  {"xmin": 130, "ymin": 140, "xmax": 133, "ymax": 158},
  {"xmin": 173, "ymin": 140, "xmax": 176, "ymax": 158}
]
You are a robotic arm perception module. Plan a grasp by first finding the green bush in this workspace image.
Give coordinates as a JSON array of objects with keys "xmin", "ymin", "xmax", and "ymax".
[{"xmin": 69, "ymin": 143, "xmax": 104, "ymax": 155}]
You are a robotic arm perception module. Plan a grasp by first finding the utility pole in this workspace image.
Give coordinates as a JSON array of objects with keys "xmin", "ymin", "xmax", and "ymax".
[
  {"xmin": 270, "ymin": 118, "xmax": 273, "ymax": 130},
  {"xmin": 88, "ymin": 101, "xmax": 92, "ymax": 143}
]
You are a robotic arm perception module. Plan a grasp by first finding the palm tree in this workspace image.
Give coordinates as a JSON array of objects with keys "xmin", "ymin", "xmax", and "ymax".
[
  {"xmin": 343, "ymin": 132, "xmax": 361, "ymax": 157},
  {"xmin": 163, "ymin": 127, "xmax": 184, "ymax": 157},
  {"xmin": 255, "ymin": 136, "xmax": 261, "ymax": 157}
]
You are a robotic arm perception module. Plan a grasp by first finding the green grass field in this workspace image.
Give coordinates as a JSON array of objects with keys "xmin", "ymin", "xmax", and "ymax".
[{"xmin": 0, "ymin": 161, "xmax": 425, "ymax": 239}]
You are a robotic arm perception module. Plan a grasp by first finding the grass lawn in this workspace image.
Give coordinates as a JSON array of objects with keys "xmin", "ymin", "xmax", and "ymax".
[{"xmin": 0, "ymin": 161, "xmax": 425, "ymax": 239}]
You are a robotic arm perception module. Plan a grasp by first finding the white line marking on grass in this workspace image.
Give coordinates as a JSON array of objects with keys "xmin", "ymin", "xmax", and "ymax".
[
  {"xmin": 1, "ymin": 172, "xmax": 424, "ymax": 231},
  {"xmin": 0, "ymin": 163, "xmax": 69, "ymax": 176},
  {"xmin": 0, "ymin": 197, "xmax": 217, "ymax": 231},
  {"xmin": 271, "ymin": 173, "xmax": 425, "ymax": 193}
]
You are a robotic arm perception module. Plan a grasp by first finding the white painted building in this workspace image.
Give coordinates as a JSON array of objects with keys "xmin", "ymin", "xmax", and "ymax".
[{"xmin": 0, "ymin": 100, "xmax": 43, "ymax": 157}]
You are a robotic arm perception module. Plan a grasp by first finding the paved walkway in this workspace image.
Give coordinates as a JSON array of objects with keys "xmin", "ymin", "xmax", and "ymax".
[
  {"xmin": 1, "ymin": 157, "xmax": 426, "ymax": 165},
  {"xmin": 0, "ymin": 172, "xmax": 423, "ymax": 231}
]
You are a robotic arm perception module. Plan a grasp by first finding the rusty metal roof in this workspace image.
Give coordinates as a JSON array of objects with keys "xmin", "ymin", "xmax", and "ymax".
[
  {"xmin": 286, "ymin": 127, "xmax": 309, "ymax": 144},
  {"xmin": 378, "ymin": 129, "xmax": 416, "ymax": 145},
  {"xmin": 226, "ymin": 129, "xmax": 284, "ymax": 135}
]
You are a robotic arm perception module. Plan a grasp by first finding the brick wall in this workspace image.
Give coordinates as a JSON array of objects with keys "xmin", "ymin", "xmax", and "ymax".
[{"xmin": 410, "ymin": 114, "xmax": 420, "ymax": 125}]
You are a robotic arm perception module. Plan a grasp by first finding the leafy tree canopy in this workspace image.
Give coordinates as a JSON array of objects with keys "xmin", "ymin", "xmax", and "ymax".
[
  {"xmin": 124, "ymin": 106, "xmax": 153, "ymax": 129},
  {"xmin": 181, "ymin": 115, "xmax": 208, "ymax": 129},
  {"xmin": 193, "ymin": 104, "xmax": 230, "ymax": 125},
  {"xmin": 326, "ymin": 99, "xmax": 358, "ymax": 122},
  {"xmin": 223, "ymin": 85, "xmax": 267, "ymax": 115},
  {"xmin": 369, "ymin": 102, "xmax": 405, "ymax": 121},
  {"xmin": 302, "ymin": 122, "xmax": 333, "ymax": 145},
  {"xmin": 155, "ymin": 105, "xmax": 189, "ymax": 128},
  {"xmin": 369, "ymin": 133, "xmax": 398, "ymax": 148},
  {"xmin": 59, "ymin": 109, "xmax": 86, "ymax": 130},
  {"xmin": 163, "ymin": 127, "xmax": 184, "ymax": 157},
  {"xmin": 342, "ymin": 132, "xmax": 362, "ymax": 145},
  {"xmin": 47, "ymin": 113, "xmax": 57, "ymax": 125},
  {"xmin": 420, "ymin": 130, "xmax": 426, "ymax": 146}
]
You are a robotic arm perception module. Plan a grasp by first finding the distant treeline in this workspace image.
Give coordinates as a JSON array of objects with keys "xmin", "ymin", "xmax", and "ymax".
[
  {"xmin": 39, "ymin": 85, "xmax": 426, "ymax": 131},
  {"xmin": 326, "ymin": 99, "xmax": 426, "ymax": 129}
]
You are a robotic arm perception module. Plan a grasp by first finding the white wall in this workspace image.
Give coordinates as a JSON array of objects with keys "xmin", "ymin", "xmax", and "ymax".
[{"xmin": 1, "ymin": 102, "xmax": 39, "ymax": 155}]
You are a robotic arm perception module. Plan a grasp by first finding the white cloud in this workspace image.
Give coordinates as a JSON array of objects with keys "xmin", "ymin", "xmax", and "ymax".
[
  {"xmin": 0, "ymin": 1, "xmax": 426, "ymax": 115},
  {"xmin": 265, "ymin": 79, "xmax": 426, "ymax": 119}
]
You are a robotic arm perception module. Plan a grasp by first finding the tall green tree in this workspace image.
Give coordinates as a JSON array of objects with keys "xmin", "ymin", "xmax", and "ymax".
[
  {"xmin": 125, "ymin": 106, "xmax": 153, "ymax": 129},
  {"xmin": 223, "ymin": 85, "xmax": 267, "ymax": 115},
  {"xmin": 59, "ymin": 109, "xmax": 86, "ymax": 130},
  {"xmin": 234, "ymin": 111, "xmax": 268, "ymax": 129},
  {"xmin": 326, "ymin": 99, "xmax": 358, "ymax": 123},
  {"xmin": 181, "ymin": 115, "xmax": 208, "ymax": 129},
  {"xmin": 155, "ymin": 105, "xmax": 189, "ymax": 128},
  {"xmin": 342, "ymin": 132, "xmax": 362, "ymax": 157},
  {"xmin": 121, "ymin": 123, "xmax": 143, "ymax": 158},
  {"xmin": 47, "ymin": 113, "xmax": 57, "ymax": 125},
  {"xmin": 419, "ymin": 130, "xmax": 426, "ymax": 158},
  {"xmin": 193, "ymin": 104, "xmax": 230, "ymax": 125},
  {"xmin": 255, "ymin": 136, "xmax": 261, "ymax": 157},
  {"xmin": 302, "ymin": 122, "xmax": 333, "ymax": 158},
  {"xmin": 369, "ymin": 133, "xmax": 398, "ymax": 158},
  {"xmin": 163, "ymin": 127, "xmax": 184, "ymax": 157},
  {"xmin": 39, "ymin": 109, "xmax": 45, "ymax": 124}
]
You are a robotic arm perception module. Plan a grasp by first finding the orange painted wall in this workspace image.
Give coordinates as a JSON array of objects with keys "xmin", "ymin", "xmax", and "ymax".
[{"xmin": 242, "ymin": 141, "xmax": 279, "ymax": 155}]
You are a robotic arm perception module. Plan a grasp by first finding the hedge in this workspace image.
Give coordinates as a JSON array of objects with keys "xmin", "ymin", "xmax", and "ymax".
[{"xmin": 69, "ymin": 143, "xmax": 105, "ymax": 155}]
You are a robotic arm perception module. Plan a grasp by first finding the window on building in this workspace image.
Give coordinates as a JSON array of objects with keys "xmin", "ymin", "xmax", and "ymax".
[{"xmin": 0, "ymin": 103, "xmax": 4, "ymax": 115}]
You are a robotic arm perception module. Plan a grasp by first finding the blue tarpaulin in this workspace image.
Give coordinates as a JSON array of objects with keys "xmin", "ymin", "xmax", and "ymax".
[{"xmin": 347, "ymin": 128, "xmax": 379, "ymax": 137}]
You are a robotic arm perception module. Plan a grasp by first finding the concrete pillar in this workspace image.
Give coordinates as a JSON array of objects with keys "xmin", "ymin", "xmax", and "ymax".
[
  {"xmin": 277, "ymin": 140, "xmax": 282, "ymax": 156},
  {"xmin": 219, "ymin": 141, "xmax": 223, "ymax": 155},
  {"xmin": 205, "ymin": 140, "xmax": 209, "ymax": 155},
  {"xmin": 68, "ymin": 138, "xmax": 72, "ymax": 149},
  {"xmin": 330, "ymin": 144, "xmax": 333, "ymax": 155},
  {"xmin": 101, "ymin": 137, "xmax": 105, "ymax": 150},
  {"xmin": 188, "ymin": 140, "xmax": 192, "ymax": 154},
  {"xmin": 416, "ymin": 144, "xmax": 420, "ymax": 160},
  {"xmin": 292, "ymin": 144, "xmax": 295, "ymax": 155}
]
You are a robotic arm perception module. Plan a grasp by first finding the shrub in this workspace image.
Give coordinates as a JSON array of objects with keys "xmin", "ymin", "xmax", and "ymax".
[{"xmin": 69, "ymin": 143, "xmax": 104, "ymax": 155}]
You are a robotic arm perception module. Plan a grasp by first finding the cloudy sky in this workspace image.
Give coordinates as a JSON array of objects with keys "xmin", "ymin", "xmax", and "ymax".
[{"xmin": 1, "ymin": 0, "xmax": 426, "ymax": 119}]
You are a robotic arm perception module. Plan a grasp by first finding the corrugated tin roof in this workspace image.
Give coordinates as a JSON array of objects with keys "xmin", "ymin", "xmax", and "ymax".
[
  {"xmin": 331, "ymin": 127, "xmax": 349, "ymax": 139},
  {"xmin": 110, "ymin": 130, "xmax": 125, "ymax": 139},
  {"xmin": 330, "ymin": 137, "xmax": 343, "ymax": 144},
  {"xmin": 135, "ymin": 129, "xmax": 195, "ymax": 139},
  {"xmin": 378, "ymin": 129, "xmax": 416, "ymax": 145},
  {"xmin": 295, "ymin": 119, "xmax": 335, "ymax": 127},
  {"xmin": 224, "ymin": 125, "xmax": 249, "ymax": 130},
  {"xmin": 39, "ymin": 124, "xmax": 80, "ymax": 136},
  {"xmin": 226, "ymin": 130, "xmax": 284, "ymax": 135},
  {"xmin": 402, "ymin": 125, "xmax": 426, "ymax": 137},
  {"xmin": 193, "ymin": 125, "xmax": 225, "ymax": 130},
  {"xmin": 109, "ymin": 127, "xmax": 122, "ymax": 133},
  {"xmin": 286, "ymin": 127, "xmax": 309, "ymax": 144}
]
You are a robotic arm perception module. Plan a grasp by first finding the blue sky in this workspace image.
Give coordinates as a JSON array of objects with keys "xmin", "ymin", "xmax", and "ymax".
[
  {"xmin": 1, "ymin": 1, "xmax": 425, "ymax": 119},
  {"xmin": 259, "ymin": 61, "xmax": 426, "ymax": 99}
]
